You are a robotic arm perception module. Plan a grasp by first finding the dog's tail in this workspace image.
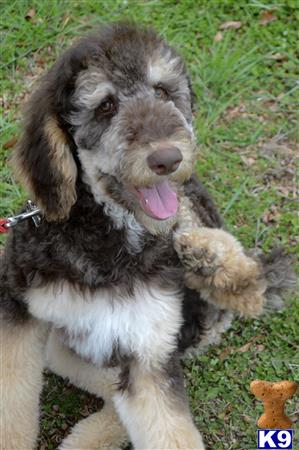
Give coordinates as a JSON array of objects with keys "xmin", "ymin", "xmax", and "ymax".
[{"xmin": 257, "ymin": 248, "xmax": 298, "ymax": 311}]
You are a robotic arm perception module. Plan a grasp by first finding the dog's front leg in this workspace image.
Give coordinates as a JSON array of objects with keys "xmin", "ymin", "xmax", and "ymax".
[
  {"xmin": 174, "ymin": 227, "xmax": 267, "ymax": 317},
  {"xmin": 113, "ymin": 356, "xmax": 205, "ymax": 450},
  {"xmin": 0, "ymin": 319, "xmax": 48, "ymax": 450}
]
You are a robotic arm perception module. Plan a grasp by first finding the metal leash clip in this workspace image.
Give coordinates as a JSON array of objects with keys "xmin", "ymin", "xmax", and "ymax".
[{"xmin": 4, "ymin": 200, "xmax": 42, "ymax": 229}]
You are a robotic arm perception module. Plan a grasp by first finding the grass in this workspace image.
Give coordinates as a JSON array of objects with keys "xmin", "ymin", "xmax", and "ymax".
[{"xmin": 0, "ymin": 1, "xmax": 298, "ymax": 449}]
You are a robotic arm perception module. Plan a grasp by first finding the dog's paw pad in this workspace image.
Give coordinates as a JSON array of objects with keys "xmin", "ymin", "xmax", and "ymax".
[
  {"xmin": 174, "ymin": 234, "xmax": 219, "ymax": 275},
  {"xmin": 195, "ymin": 265, "xmax": 218, "ymax": 276}
]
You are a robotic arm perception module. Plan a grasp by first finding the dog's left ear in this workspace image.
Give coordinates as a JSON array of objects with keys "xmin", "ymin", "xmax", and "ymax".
[{"xmin": 11, "ymin": 89, "xmax": 78, "ymax": 222}]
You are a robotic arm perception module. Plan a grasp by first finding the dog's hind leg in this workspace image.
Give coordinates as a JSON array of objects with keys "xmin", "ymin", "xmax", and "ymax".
[
  {"xmin": 0, "ymin": 319, "xmax": 47, "ymax": 450},
  {"xmin": 60, "ymin": 404, "xmax": 128, "ymax": 450},
  {"xmin": 113, "ymin": 357, "xmax": 206, "ymax": 450},
  {"xmin": 46, "ymin": 329, "xmax": 129, "ymax": 450}
]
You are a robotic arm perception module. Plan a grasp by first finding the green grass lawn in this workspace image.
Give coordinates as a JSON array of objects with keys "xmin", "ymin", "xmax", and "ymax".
[{"xmin": 1, "ymin": 1, "xmax": 298, "ymax": 449}]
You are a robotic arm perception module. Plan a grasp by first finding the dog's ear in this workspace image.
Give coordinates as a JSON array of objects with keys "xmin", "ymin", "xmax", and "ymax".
[{"xmin": 11, "ymin": 88, "xmax": 78, "ymax": 222}]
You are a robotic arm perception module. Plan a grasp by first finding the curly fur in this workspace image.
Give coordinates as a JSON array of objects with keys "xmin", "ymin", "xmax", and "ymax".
[{"xmin": 0, "ymin": 22, "xmax": 296, "ymax": 450}]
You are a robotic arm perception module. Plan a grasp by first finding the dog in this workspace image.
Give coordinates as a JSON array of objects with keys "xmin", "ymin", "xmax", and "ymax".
[{"xmin": 0, "ymin": 23, "xmax": 295, "ymax": 449}]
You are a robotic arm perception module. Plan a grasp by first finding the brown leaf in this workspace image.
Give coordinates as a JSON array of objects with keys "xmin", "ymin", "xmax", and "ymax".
[
  {"xmin": 226, "ymin": 404, "xmax": 233, "ymax": 414},
  {"xmin": 219, "ymin": 21, "xmax": 242, "ymax": 30},
  {"xmin": 62, "ymin": 15, "xmax": 71, "ymax": 28},
  {"xmin": 3, "ymin": 136, "xmax": 17, "ymax": 150},
  {"xmin": 262, "ymin": 206, "xmax": 280, "ymax": 224},
  {"xmin": 278, "ymin": 186, "xmax": 291, "ymax": 197},
  {"xmin": 241, "ymin": 156, "xmax": 256, "ymax": 167},
  {"xmin": 277, "ymin": 92, "xmax": 286, "ymax": 100},
  {"xmin": 256, "ymin": 344, "xmax": 265, "ymax": 352},
  {"xmin": 25, "ymin": 8, "xmax": 36, "ymax": 20},
  {"xmin": 236, "ymin": 341, "xmax": 252, "ymax": 353},
  {"xmin": 224, "ymin": 104, "xmax": 246, "ymax": 121},
  {"xmin": 259, "ymin": 10, "xmax": 277, "ymax": 26},
  {"xmin": 242, "ymin": 414, "xmax": 252, "ymax": 423},
  {"xmin": 262, "ymin": 210, "xmax": 271, "ymax": 224},
  {"xmin": 214, "ymin": 31, "xmax": 223, "ymax": 42},
  {"xmin": 271, "ymin": 53, "xmax": 287, "ymax": 61},
  {"xmin": 219, "ymin": 348, "xmax": 231, "ymax": 360}
]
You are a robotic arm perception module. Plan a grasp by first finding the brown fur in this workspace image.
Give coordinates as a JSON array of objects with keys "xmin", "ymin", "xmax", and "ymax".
[
  {"xmin": 11, "ymin": 116, "xmax": 77, "ymax": 221},
  {"xmin": 43, "ymin": 117, "xmax": 78, "ymax": 219},
  {"xmin": 60, "ymin": 405, "xmax": 128, "ymax": 450},
  {"xmin": 0, "ymin": 321, "xmax": 48, "ymax": 449},
  {"xmin": 174, "ymin": 201, "xmax": 268, "ymax": 317},
  {"xmin": 113, "ymin": 365, "xmax": 205, "ymax": 450}
]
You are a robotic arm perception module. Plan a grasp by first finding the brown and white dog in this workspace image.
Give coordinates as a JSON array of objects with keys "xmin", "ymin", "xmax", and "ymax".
[{"xmin": 0, "ymin": 23, "xmax": 295, "ymax": 449}]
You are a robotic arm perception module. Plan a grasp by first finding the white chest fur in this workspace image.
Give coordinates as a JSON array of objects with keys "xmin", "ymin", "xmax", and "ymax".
[{"xmin": 26, "ymin": 282, "xmax": 182, "ymax": 368}]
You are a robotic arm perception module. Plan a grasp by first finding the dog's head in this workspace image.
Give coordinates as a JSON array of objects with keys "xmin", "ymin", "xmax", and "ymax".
[{"xmin": 13, "ymin": 23, "xmax": 197, "ymax": 234}]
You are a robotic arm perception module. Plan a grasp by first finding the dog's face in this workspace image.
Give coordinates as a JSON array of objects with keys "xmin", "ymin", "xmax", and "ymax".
[{"xmin": 13, "ymin": 23, "xmax": 196, "ymax": 234}]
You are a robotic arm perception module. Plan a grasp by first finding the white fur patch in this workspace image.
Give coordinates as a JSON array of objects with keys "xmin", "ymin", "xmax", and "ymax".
[
  {"xmin": 148, "ymin": 50, "xmax": 181, "ymax": 84},
  {"xmin": 27, "ymin": 282, "xmax": 182, "ymax": 369}
]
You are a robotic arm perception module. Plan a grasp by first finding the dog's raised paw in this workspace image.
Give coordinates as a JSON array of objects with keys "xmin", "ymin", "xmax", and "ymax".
[
  {"xmin": 173, "ymin": 232, "xmax": 219, "ymax": 276},
  {"xmin": 174, "ymin": 227, "xmax": 257, "ymax": 285},
  {"xmin": 174, "ymin": 227, "xmax": 268, "ymax": 316}
]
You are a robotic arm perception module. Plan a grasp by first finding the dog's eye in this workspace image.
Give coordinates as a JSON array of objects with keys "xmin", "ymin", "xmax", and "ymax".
[
  {"xmin": 154, "ymin": 86, "xmax": 168, "ymax": 100},
  {"xmin": 95, "ymin": 97, "xmax": 117, "ymax": 117}
]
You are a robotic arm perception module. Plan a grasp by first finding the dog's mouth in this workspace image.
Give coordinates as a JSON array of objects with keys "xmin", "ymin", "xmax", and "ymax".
[{"xmin": 132, "ymin": 180, "xmax": 178, "ymax": 220}]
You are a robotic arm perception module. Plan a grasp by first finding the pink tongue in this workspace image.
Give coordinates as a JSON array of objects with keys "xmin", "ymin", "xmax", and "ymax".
[{"xmin": 137, "ymin": 181, "xmax": 178, "ymax": 220}]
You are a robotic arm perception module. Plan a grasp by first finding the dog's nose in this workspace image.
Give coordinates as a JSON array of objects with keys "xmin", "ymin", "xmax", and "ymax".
[{"xmin": 147, "ymin": 147, "xmax": 183, "ymax": 175}]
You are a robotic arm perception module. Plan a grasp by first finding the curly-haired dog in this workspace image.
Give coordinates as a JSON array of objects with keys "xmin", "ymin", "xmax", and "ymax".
[{"xmin": 0, "ymin": 23, "xmax": 296, "ymax": 449}]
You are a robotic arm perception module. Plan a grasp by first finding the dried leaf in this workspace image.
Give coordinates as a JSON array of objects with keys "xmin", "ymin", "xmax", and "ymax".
[
  {"xmin": 224, "ymin": 104, "xmax": 246, "ymax": 121},
  {"xmin": 62, "ymin": 15, "xmax": 70, "ymax": 28},
  {"xmin": 214, "ymin": 31, "xmax": 223, "ymax": 42},
  {"xmin": 256, "ymin": 344, "xmax": 265, "ymax": 352},
  {"xmin": 237, "ymin": 341, "xmax": 252, "ymax": 353},
  {"xmin": 226, "ymin": 404, "xmax": 233, "ymax": 413},
  {"xmin": 219, "ymin": 348, "xmax": 231, "ymax": 360},
  {"xmin": 260, "ymin": 11, "xmax": 277, "ymax": 26},
  {"xmin": 262, "ymin": 206, "xmax": 280, "ymax": 224},
  {"xmin": 3, "ymin": 136, "xmax": 17, "ymax": 150},
  {"xmin": 271, "ymin": 53, "xmax": 287, "ymax": 61},
  {"xmin": 278, "ymin": 186, "xmax": 291, "ymax": 197},
  {"xmin": 219, "ymin": 21, "xmax": 242, "ymax": 30},
  {"xmin": 242, "ymin": 414, "xmax": 252, "ymax": 423},
  {"xmin": 277, "ymin": 92, "xmax": 286, "ymax": 100},
  {"xmin": 241, "ymin": 156, "xmax": 256, "ymax": 167},
  {"xmin": 25, "ymin": 8, "xmax": 36, "ymax": 20}
]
